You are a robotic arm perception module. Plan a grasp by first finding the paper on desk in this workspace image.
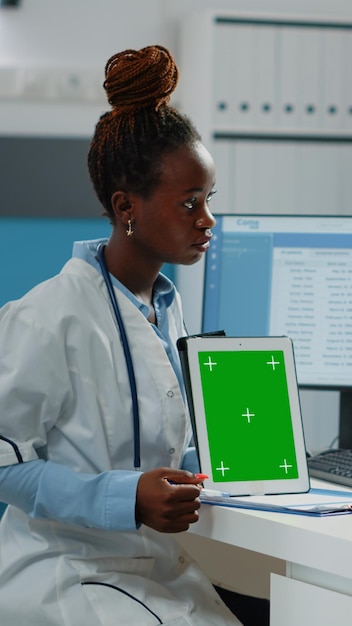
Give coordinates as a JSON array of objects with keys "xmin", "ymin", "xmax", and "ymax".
[{"xmin": 200, "ymin": 487, "xmax": 352, "ymax": 516}]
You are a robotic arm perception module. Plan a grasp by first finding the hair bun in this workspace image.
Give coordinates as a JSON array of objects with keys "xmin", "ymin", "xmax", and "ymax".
[{"xmin": 103, "ymin": 45, "xmax": 178, "ymax": 113}]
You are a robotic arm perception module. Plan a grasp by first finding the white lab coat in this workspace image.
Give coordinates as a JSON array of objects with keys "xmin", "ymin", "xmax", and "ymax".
[{"xmin": 0, "ymin": 258, "xmax": 241, "ymax": 626}]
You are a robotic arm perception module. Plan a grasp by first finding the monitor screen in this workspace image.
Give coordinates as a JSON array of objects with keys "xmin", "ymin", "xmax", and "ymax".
[{"xmin": 202, "ymin": 214, "xmax": 352, "ymax": 389}]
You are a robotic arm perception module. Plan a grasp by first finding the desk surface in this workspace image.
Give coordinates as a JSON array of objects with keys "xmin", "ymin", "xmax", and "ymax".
[{"xmin": 189, "ymin": 479, "xmax": 352, "ymax": 580}]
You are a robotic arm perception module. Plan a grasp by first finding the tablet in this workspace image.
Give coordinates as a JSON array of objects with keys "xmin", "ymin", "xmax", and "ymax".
[{"xmin": 177, "ymin": 335, "xmax": 310, "ymax": 496}]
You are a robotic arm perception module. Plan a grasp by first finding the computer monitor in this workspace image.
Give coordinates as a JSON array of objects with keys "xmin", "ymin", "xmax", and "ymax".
[{"xmin": 202, "ymin": 214, "xmax": 352, "ymax": 448}]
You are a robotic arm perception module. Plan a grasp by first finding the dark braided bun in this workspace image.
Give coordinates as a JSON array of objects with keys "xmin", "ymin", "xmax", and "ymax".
[
  {"xmin": 88, "ymin": 44, "xmax": 200, "ymax": 215},
  {"xmin": 103, "ymin": 45, "xmax": 178, "ymax": 113}
]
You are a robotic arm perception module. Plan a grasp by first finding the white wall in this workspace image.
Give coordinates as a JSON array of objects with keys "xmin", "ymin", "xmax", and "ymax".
[
  {"xmin": 1, "ymin": 0, "xmax": 351, "ymax": 453},
  {"xmin": 1, "ymin": 0, "xmax": 352, "ymax": 136},
  {"xmin": 0, "ymin": 0, "xmax": 167, "ymax": 64},
  {"xmin": 1, "ymin": 0, "xmax": 352, "ymax": 66}
]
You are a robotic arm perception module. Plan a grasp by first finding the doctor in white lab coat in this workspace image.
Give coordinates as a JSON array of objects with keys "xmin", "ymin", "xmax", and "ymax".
[
  {"xmin": 0, "ymin": 239, "xmax": 241, "ymax": 625},
  {"xmin": 0, "ymin": 45, "xmax": 268, "ymax": 626}
]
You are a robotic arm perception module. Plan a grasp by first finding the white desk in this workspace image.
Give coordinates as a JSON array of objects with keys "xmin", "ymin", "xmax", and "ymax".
[{"xmin": 179, "ymin": 480, "xmax": 352, "ymax": 626}]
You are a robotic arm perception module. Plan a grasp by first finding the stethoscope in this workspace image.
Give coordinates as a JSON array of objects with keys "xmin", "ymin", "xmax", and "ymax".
[{"xmin": 96, "ymin": 242, "xmax": 141, "ymax": 470}]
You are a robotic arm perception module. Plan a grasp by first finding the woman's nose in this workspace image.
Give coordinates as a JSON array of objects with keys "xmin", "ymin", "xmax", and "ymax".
[
  {"xmin": 196, "ymin": 198, "xmax": 217, "ymax": 227},
  {"xmin": 196, "ymin": 210, "xmax": 216, "ymax": 229}
]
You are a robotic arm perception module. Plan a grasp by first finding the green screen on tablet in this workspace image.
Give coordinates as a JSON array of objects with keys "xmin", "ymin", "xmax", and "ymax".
[{"xmin": 198, "ymin": 350, "xmax": 298, "ymax": 483}]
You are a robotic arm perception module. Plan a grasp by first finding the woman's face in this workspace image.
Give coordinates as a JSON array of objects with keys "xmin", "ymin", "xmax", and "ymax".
[{"xmin": 129, "ymin": 141, "xmax": 217, "ymax": 267}]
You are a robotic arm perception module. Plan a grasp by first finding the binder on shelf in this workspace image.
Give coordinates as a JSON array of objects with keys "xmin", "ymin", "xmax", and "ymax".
[
  {"xmin": 252, "ymin": 24, "xmax": 277, "ymax": 129},
  {"xmin": 297, "ymin": 27, "xmax": 322, "ymax": 130},
  {"xmin": 341, "ymin": 30, "xmax": 352, "ymax": 131},
  {"xmin": 278, "ymin": 26, "xmax": 300, "ymax": 129},
  {"xmin": 322, "ymin": 29, "xmax": 344, "ymax": 130},
  {"xmin": 212, "ymin": 23, "xmax": 236, "ymax": 130}
]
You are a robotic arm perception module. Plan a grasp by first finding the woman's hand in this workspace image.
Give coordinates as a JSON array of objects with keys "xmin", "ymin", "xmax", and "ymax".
[{"xmin": 135, "ymin": 467, "xmax": 202, "ymax": 533}]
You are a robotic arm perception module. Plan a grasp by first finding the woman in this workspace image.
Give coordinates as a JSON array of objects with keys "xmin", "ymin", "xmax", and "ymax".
[{"xmin": 0, "ymin": 46, "xmax": 267, "ymax": 625}]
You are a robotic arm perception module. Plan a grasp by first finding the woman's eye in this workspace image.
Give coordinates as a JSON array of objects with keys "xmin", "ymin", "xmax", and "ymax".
[
  {"xmin": 183, "ymin": 190, "xmax": 217, "ymax": 210},
  {"xmin": 183, "ymin": 197, "xmax": 197, "ymax": 210},
  {"xmin": 207, "ymin": 189, "xmax": 217, "ymax": 202}
]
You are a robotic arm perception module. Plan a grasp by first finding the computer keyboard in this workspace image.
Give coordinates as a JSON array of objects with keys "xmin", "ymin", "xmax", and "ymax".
[{"xmin": 308, "ymin": 448, "xmax": 352, "ymax": 488}]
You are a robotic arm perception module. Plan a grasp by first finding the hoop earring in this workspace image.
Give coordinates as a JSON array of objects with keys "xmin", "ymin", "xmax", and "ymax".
[{"xmin": 126, "ymin": 219, "xmax": 134, "ymax": 236}]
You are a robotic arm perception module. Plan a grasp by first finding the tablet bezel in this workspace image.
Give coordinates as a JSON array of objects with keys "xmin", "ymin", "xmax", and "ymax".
[{"xmin": 182, "ymin": 335, "xmax": 310, "ymax": 496}]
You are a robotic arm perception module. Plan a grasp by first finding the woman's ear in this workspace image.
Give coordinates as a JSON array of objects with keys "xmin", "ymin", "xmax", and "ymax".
[{"xmin": 111, "ymin": 191, "xmax": 132, "ymax": 225}]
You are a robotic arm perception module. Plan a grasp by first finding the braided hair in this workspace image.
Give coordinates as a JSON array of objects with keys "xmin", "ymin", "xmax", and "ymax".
[{"xmin": 88, "ymin": 45, "xmax": 201, "ymax": 220}]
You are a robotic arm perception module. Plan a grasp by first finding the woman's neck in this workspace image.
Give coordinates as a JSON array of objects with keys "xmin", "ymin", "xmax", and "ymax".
[{"xmin": 103, "ymin": 237, "xmax": 159, "ymax": 321}]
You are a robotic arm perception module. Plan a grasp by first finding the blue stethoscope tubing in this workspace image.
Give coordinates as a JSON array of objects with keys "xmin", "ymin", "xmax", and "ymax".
[{"xmin": 97, "ymin": 242, "xmax": 141, "ymax": 470}]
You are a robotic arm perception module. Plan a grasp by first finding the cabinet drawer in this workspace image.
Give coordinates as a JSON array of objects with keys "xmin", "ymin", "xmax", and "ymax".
[{"xmin": 270, "ymin": 573, "xmax": 352, "ymax": 626}]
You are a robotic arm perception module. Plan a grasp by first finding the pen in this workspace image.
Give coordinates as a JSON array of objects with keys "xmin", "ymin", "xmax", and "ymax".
[
  {"xmin": 309, "ymin": 503, "xmax": 352, "ymax": 513},
  {"xmin": 200, "ymin": 488, "xmax": 232, "ymax": 498}
]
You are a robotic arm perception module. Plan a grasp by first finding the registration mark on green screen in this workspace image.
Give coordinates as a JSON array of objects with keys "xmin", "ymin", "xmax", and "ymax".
[{"xmin": 198, "ymin": 350, "xmax": 298, "ymax": 483}]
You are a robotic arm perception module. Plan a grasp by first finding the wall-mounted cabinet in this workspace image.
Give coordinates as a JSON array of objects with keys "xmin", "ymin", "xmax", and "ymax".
[{"xmin": 178, "ymin": 12, "xmax": 352, "ymax": 215}]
